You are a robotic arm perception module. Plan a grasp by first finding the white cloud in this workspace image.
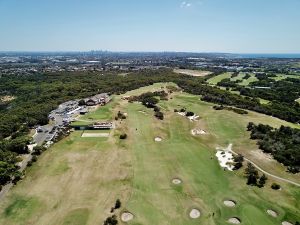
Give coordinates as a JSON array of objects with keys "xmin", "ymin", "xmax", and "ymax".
[{"xmin": 180, "ymin": 1, "xmax": 192, "ymax": 8}]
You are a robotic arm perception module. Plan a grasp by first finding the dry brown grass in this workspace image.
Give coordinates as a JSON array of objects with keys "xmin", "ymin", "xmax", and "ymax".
[{"xmin": 174, "ymin": 69, "xmax": 212, "ymax": 77}]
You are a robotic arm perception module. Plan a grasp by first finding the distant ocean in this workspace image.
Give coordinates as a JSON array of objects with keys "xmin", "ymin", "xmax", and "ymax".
[{"xmin": 237, "ymin": 54, "xmax": 300, "ymax": 59}]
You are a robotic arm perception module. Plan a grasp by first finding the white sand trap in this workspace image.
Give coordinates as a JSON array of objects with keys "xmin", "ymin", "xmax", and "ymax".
[
  {"xmin": 189, "ymin": 209, "xmax": 201, "ymax": 219},
  {"xmin": 223, "ymin": 200, "xmax": 236, "ymax": 207},
  {"xmin": 154, "ymin": 137, "xmax": 162, "ymax": 142},
  {"xmin": 216, "ymin": 150, "xmax": 234, "ymax": 171},
  {"xmin": 267, "ymin": 209, "xmax": 278, "ymax": 217},
  {"xmin": 121, "ymin": 212, "xmax": 134, "ymax": 222},
  {"xmin": 172, "ymin": 178, "xmax": 182, "ymax": 185},
  {"xmin": 177, "ymin": 112, "xmax": 199, "ymax": 122},
  {"xmin": 188, "ymin": 115, "xmax": 199, "ymax": 122},
  {"xmin": 81, "ymin": 133, "xmax": 109, "ymax": 138},
  {"xmin": 282, "ymin": 222, "xmax": 293, "ymax": 225},
  {"xmin": 191, "ymin": 129, "xmax": 206, "ymax": 136},
  {"xmin": 228, "ymin": 217, "xmax": 241, "ymax": 224}
]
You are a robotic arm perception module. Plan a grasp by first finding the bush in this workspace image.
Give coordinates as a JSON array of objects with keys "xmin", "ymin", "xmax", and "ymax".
[
  {"xmin": 78, "ymin": 99, "xmax": 86, "ymax": 106},
  {"xmin": 271, "ymin": 183, "xmax": 281, "ymax": 190},
  {"xmin": 114, "ymin": 199, "xmax": 121, "ymax": 209},
  {"xmin": 185, "ymin": 111, "xmax": 194, "ymax": 117},
  {"xmin": 258, "ymin": 174, "xmax": 267, "ymax": 188},
  {"xmin": 104, "ymin": 215, "xmax": 118, "ymax": 225},
  {"xmin": 119, "ymin": 134, "xmax": 127, "ymax": 139},
  {"xmin": 155, "ymin": 111, "xmax": 164, "ymax": 120}
]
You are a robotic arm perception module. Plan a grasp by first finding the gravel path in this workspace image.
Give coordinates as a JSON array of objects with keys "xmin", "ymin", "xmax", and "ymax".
[{"xmin": 226, "ymin": 144, "xmax": 300, "ymax": 187}]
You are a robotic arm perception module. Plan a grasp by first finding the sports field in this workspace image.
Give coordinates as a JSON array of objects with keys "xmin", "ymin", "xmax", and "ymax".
[{"xmin": 0, "ymin": 83, "xmax": 299, "ymax": 225}]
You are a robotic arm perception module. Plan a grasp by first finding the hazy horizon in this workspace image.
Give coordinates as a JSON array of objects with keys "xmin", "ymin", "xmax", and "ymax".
[{"xmin": 1, "ymin": 0, "xmax": 300, "ymax": 53}]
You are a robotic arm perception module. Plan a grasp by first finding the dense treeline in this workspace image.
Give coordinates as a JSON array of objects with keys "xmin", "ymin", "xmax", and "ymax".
[{"xmin": 247, "ymin": 123, "xmax": 300, "ymax": 173}]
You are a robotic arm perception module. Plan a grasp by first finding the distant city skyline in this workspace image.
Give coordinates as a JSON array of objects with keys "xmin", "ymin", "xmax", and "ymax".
[{"xmin": 0, "ymin": 0, "xmax": 300, "ymax": 53}]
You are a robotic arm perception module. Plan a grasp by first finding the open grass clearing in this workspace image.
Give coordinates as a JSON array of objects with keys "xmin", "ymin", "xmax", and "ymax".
[
  {"xmin": 174, "ymin": 69, "xmax": 212, "ymax": 77},
  {"xmin": 207, "ymin": 72, "xmax": 232, "ymax": 85},
  {"xmin": 230, "ymin": 73, "xmax": 246, "ymax": 82},
  {"xmin": 0, "ymin": 83, "xmax": 299, "ymax": 225},
  {"xmin": 238, "ymin": 73, "xmax": 258, "ymax": 86}
]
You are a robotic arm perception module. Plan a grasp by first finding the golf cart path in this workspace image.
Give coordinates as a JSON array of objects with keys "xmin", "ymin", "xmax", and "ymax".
[{"xmin": 225, "ymin": 144, "xmax": 300, "ymax": 187}]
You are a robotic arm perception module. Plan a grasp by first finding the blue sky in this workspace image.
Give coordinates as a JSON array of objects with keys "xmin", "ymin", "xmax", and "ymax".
[{"xmin": 0, "ymin": 0, "xmax": 299, "ymax": 53}]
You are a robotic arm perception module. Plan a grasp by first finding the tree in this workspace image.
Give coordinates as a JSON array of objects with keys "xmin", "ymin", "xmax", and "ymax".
[
  {"xmin": 233, "ymin": 154, "xmax": 244, "ymax": 170},
  {"xmin": 271, "ymin": 183, "xmax": 281, "ymax": 190},
  {"xmin": 78, "ymin": 99, "xmax": 86, "ymax": 106},
  {"xmin": 104, "ymin": 215, "xmax": 118, "ymax": 225},
  {"xmin": 245, "ymin": 163, "xmax": 259, "ymax": 186},
  {"xmin": 185, "ymin": 111, "xmax": 194, "ymax": 117},
  {"xmin": 120, "ymin": 134, "xmax": 127, "ymax": 139},
  {"xmin": 155, "ymin": 111, "xmax": 164, "ymax": 120},
  {"xmin": 258, "ymin": 174, "xmax": 267, "ymax": 188},
  {"xmin": 114, "ymin": 199, "xmax": 121, "ymax": 209}
]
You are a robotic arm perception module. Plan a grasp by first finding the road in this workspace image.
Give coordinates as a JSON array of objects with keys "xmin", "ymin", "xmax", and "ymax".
[{"xmin": 224, "ymin": 144, "xmax": 300, "ymax": 187}]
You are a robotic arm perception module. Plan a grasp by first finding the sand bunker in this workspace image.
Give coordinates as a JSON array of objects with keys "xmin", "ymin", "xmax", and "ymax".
[
  {"xmin": 228, "ymin": 217, "xmax": 241, "ymax": 224},
  {"xmin": 282, "ymin": 222, "xmax": 293, "ymax": 225},
  {"xmin": 223, "ymin": 200, "xmax": 236, "ymax": 207},
  {"xmin": 177, "ymin": 112, "xmax": 199, "ymax": 122},
  {"xmin": 188, "ymin": 115, "xmax": 199, "ymax": 122},
  {"xmin": 191, "ymin": 129, "xmax": 206, "ymax": 136},
  {"xmin": 121, "ymin": 212, "xmax": 134, "ymax": 222},
  {"xmin": 172, "ymin": 178, "xmax": 182, "ymax": 185},
  {"xmin": 215, "ymin": 150, "xmax": 234, "ymax": 171},
  {"xmin": 189, "ymin": 209, "xmax": 201, "ymax": 219},
  {"xmin": 81, "ymin": 133, "xmax": 109, "ymax": 137},
  {"xmin": 267, "ymin": 209, "xmax": 278, "ymax": 217},
  {"xmin": 154, "ymin": 137, "xmax": 162, "ymax": 142}
]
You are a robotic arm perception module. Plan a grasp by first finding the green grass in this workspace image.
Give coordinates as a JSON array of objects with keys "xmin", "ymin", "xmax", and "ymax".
[
  {"xmin": 3, "ymin": 195, "xmax": 42, "ymax": 224},
  {"xmin": 207, "ymin": 72, "xmax": 232, "ymax": 85},
  {"xmin": 230, "ymin": 72, "xmax": 245, "ymax": 82},
  {"xmin": 271, "ymin": 74, "xmax": 300, "ymax": 81},
  {"xmin": 259, "ymin": 98, "xmax": 270, "ymax": 105},
  {"xmin": 0, "ymin": 83, "xmax": 299, "ymax": 225},
  {"xmin": 62, "ymin": 208, "xmax": 90, "ymax": 225},
  {"xmin": 238, "ymin": 73, "xmax": 258, "ymax": 86}
]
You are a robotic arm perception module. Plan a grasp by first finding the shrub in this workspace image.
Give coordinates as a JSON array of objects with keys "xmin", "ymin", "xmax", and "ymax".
[
  {"xmin": 185, "ymin": 111, "xmax": 194, "ymax": 117},
  {"xmin": 120, "ymin": 134, "xmax": 127, "ymax": 139},
  {"xmin": 271, "ymin": 183, "xmax": 281, "ymax": 190},
  {"xmin": 115, "ymin": 199, "xmax": 121, "ymax": 209},
  {"xmin": 104, "ymin": 215, "xmax": 118, "ymax": 225},
  {"xmin": 155, "ymin": 111, "xmax": 164, "ymax": 120},
  {"xmin": 258, "ymin": 174, "xmax": 267, "ymax": 188}
]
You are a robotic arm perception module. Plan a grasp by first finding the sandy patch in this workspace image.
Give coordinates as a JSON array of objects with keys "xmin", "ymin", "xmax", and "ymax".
[
  {"xmin": 282, "ymin": 222, "xmax": 293, "ymax": 225},
  {"xmin": 174, "ymin": 69, "xmax": 212, "ymax": 77},
  {"xmin": 172, "ymin": 178, "xmax": 182, "ymax": 185},
  {"xmin": 0, "ymin": 95, "xmax": 15, "ymax": 102},
  {"xmin": 191, "ymin": 129, "xmax": 206, "ymax": 136},
  {"xmin": 250, "ymin": 150, "xmax": 273, "ymax": 162},
  {"xmin": 81, "ymin": 133, "xmax": 109, "ymax": 138},
  {"xmin": 121, "ymin": 212, "xmax": 134, "ymax": 222},
  {"xmin": 154, "ymin": 137, "xmax": 162, "ymax": 142},
  {"xmin": 267, "ymin": 209, "xmax": 278, "ymax": 217},
  {"xmin": 189, "ymin": 208, "xmax": 201, "ymax": 219},
  {"xmin": 228, "ymin": 217, "xmax": 241, "ymax": 224},
  {"xmin": 177, "ymin": 112, "xmax": 199, "ymax": 122},
  {"xmin": 215, "ymin": 150, "xmax": 234, "ymax": 171},
  {"xmin": 223, "ymin": 200, "xmax": 236, "ymax": 207}
]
